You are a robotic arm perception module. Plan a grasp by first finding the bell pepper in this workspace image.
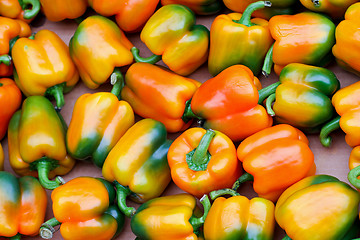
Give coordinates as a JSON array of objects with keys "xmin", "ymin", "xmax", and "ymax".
[
  {"xmin": 161, "ymin": 0, "xmax": 222, "ymax": 15},
  {"xmin": 131, "ymin": 193, "xmax": 211, "ymax": 240},
  {"xmin": 12, "ymin": 29, "xmax": 79, "ymax": 110},
  {"xmin": 223, "ymin": 0, "xmax": 295, "ymax": 19},
  {"xmin": 66, "ymin": 91, "xmax": 135, "ymax": 168},
  {"xmin": 185, "ymin": 64, "xmax": 273, "ymax": 142},
  {"xmin": 7, "ymin": 96, "xmax": 76, "ymax": 190},
  {"xmin": 204, "ymin": 188, "xmax": 275, "ymax": 240},
  {"xmin": 233, "ymin": 124, "xmax": 316, "ymax": 202},
  {"xmin": 0, "ymin": 78, "xmax": 22, "ymax": 140},
  {"xmin": 332, "ymin": 3, "xmax": 360, "ymax": 77},
  {"xmin": 262, "ymin": 11, "xmax": 336, "ymax": 76},
  {"xmin": 276, "ymin": 175, "xmax": 360, "ymax": 240},
  {"xmin": 102, "ymin": 118, "xmax": 173, "ymax": 217},
  {"xmin": 0, "ymin": 171, "xmax": 47, "ymax": 239},
  {"xmin": 69, "ymin": 15, "xmax": 134, "ymax": 90},
  {"xmin": 0, "ymin": 0, "xmax": 40, "ymax": 21},
  {"xmin": 168, "ymin": 127, "xmax": 241, "ymax": 198},
  {"xmin": 258, "ymin": 63, "xmax": 340, "ymax": 133},
  {"xmin": 299, "ymin": 0, "xmax": 358, "ymax": 19},
  {"xmin": 0, "ymin": 144, "xmax": 3, "ymax": 171},
  {"xmin": 39, "ymin": 0, "xmax": 88, "ymax": 22},
  {"xmin": 132, "ymin": 4, "xmax": 209, "ymax": 76},
  {"xmin": 88, "ymin": 0, "xmax": 159, "ymax": 32},
  {"xmin": 208, "ymin": 1, "xmax": 274, "ymax": 76},
  {"xmin": 121, "ymin": 62, "xmax": 201, "ymax": 133},
  {"xmin": 0, "ymin": 17, "xmax": 31, "ymax": 77},
  {"xmin": 39, "ymin": 177, "xmax": 125, "ymax": 240}
]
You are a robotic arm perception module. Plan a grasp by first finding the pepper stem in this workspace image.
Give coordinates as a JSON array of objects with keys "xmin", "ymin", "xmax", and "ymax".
[
  {"xmin": 282, "ymin": 235, "xmax": 292, "ymax": 240},
  {"xmin": 319, "ymin": 116, "xmax": 340, "ymax": 147},
  {"xmin": 9, "ymin": 233, "xmax": 21, "ymax": 240},
  {"xmin": 131, "ymin": 47, "xmax": 162, "ymax": 64},
  {"xmin": 182, "ymin": 99, "xmax": 201, "ymax": 123},
  {"xmin": 114, "ymin": 181, "xmax": 136, "ymax": 218},
  {"xmin": 9, "ymin": 36, "xmax": 20, "ymax": 55},
  {"xmin": 186, "ymin": 130, "xmax": 215, "ymax": 171},
  {"xmin": 312, "ymin": 0, "xmax": 320, "ymax": 6},
  {"xmin": 18, "ymin": 0, "xmax": 40, "ymax": 19},
  {"xmin": 233, "ymin": 1, "xmax": 272, "ymax": 27},
  {"xmin": 232, "ymin": 172, "xmax": 254, "ymax": 191},
  {"xmin": 40, "ymin": 217, "xmax": 61, "ymax": 239},
  {"xmin": 36, "ymin": 160, "xmax": 64, "ymax": 190},
  {"xmin": 0, "ymin": 83, "xmax": 2, "ymax": 87},
  {"xmin": 189, "ymin": 195, "xmax": 211, "ymax": 231},
  {"xmin": 258, "ymin": 82, "xmax": 280, "ymax": 104},
  {"xmin": 266, "ymin": 93, "xmax": 276, "ymax": 116},
  {"xmin": 262, "ymin": 43, "xmax": 274, "ymax": 77},
  {"xmin": 0, "ymin": 55, "xmax": 11, "ymax": 66},
  {"xmin": 209, "ymin": 188, "xmax": 240, "ymax": 200},
  {"xmin": 110, "ymin": 68, "xmax": 124, "ymax": 100},
  {"xmin": 45, "ymin": 83, "xmax": 65, "ymax": 111},
  {"xmin": 348, "ymin": 165, "xmax": 360, "ymax": 190}
]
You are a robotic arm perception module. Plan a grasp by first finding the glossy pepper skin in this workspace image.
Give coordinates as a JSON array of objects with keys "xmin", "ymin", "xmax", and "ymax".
[
  {"xmin": 121, "ymin": 62, "xmax": 201, "ymax": 133},
  {"xmin": 66, "ymin": 92, "xmax": 135, "ymax": 168},
  {"xmin": 7, "ymin": 96, "xmax": 76, "ymax": 190},
  {"xmin": 263, "ymin": 11, "xmax": 336, "ymax": 76},
  {"xmin": 0, "ymin": 0, "xmax": 40, "ymax": 22},
  {"xmin": 161, "ymin": 0, "xmax": 222, "ymax": 15},
  {"xmin": 187, "ymin": 65, "xmax": 272, "ymax": 142},
  {"xmin": 0, "ymin": 144, "xmax": 3, "ymax": 170},
  {"xmin": 259, "ymin": 63, "xmax": 340, "ymax": 133},
  {"xmin": 88, "ymin": 0, "xmax": 159, "ymax": 32},
  {"xmin": 332, "ymin": 3, "xmax": 360, "ymax": 77},
  {"xmin": 204, "ymin": 188, "xmax": 275, "ymax": 240},
  {"xmin": 276, "ymin": 175, "xmax": 360, "ymax": 240},
  {"xmin": 131, "ymin": 193, "xmax": 211, "ymax": 240},
  {"xmin": 12, "ymin": 29, "xmax": 79, "ymax": 110},
  {"xmin": 208, "ymin": 1, "xmax": 274, "ymax": 76},
  {"xmin": 300, "ymin": 0, "xmax": 358, "ymax": 19},
  {"xmin": 40, "ymin": 177, "xmax": 125, "ymax": 240},
  {"xmin": 0, "ymin": 78, "xmax": 22, "ymax": 140},
  {"xmin": 69, "ymin": 15, "xmax": 134, "ymax": 89},
  {"xmin": 234, "ymin": 124, "xmax": 316, "ymax": 202},
  {"xmin": 102, "ymin": 119, "xmax": 172, "ymax": 217},
  {"xmin": 134, "ymin": 4, "xmax": 209, "ymax": 76},
  {"xmin": 39, "ymin": 0, "xmax": 88, "ymax": 22},
  {"xmin": 0, "ymin": 171, "xmax": 47, "ymax": 239}
]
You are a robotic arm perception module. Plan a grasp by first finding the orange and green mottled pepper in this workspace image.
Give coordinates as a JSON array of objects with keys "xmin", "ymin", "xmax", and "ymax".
[
  {"xmin": 0, "ymin": 144, "xmax": 3, "ymax": 171},
  {"xmin": 0, "ymin": 0, "xmax": 40, "ymax": 21},
  {"xmin": 0, "ymin": 171, "xmax": 47, "ymax": 239},
  {"xmin": 7, "ymin": 96, "xmax": 76, "ymax": 190},
  {"xmin": 262, "ymin": 12, "xmax": 336, "ymax": 76},
  {"xmin": 204, "ymin": 188, "xmax": 275, "ymax": 240},
  {"xmin": 69, "ymin": 15, "xmax": 134, "ymax": 90},
  {"xmin": 12, "ymin": 29, "xmax": 79, "ymax": 110},
  {"xmin": 234, "ymin": 124, "xmax": 316, "ymax": 202},
  {"xmin": 66, "ymin": 91, "xmax": 135, "ymax": 168},
  {"xmin": 276, "ymin": 175, "xmax": 360, "ymax": 240},
  {"xmin": 332, "ymin": 3, "xmax": 360, "ymax": 77},
  {"xmin": 167, "ymin": 128, "xmax": 241, "ymax": 198},
  {"xmin": 121, "ymin": 62, "xmax": 201, "ymax": 133},
  {"xmin": 131, "ymin": 194, "xmax": 211, "ymax": 240},
  {"xmin": 300, "ymin": 0, "xmax": 358, "ymax": 19},
  {"xmin": 258, "ymin": 63, "xmax": 340, "ymax": 133},
  {"xmin": 88, "ymin": 0, "xmax": 159, "ymax": 32},
  {"xmin": 208, "ymin": 1, "xmax": 274, "ymax": 76},
  {"xmin": 102, "ymin": 119, "xmax": 172, "ymax": 217},
  {"xmin": 40, "ymin": 177, "xmax": 125, "ymax": 240},
  {"xmin": 161, "ymin": 0, "xmax": 222, "ymax": 15},
  {"xmin": 132, "ymin": 4, "xmax": 209, "ymax": 76},
  {"xmin": 39, "ymin": 0, "xmax": 88, "ymax": 22}
]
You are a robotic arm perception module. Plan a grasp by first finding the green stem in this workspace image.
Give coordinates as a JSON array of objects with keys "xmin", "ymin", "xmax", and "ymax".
[
  {"xmin": 9, "ymin": 233, "xmax": 21, "ymax": 240},
  {"xmin": 39, "ymin": 217, "xmax": 61, "ymax": 239},
  {"xmin": 232, "ymin": 172, "xmax": 254, "ymax": 191},
  {"xmin": 312, "ymin": 0, "xmax": 320, "ymax": 6},
  {"xmin": 114, "ymin": 181, "xmax": 136, "ymax": 218},
  {"xmin": 189, "ymin": 195, "xmax": 211, "ymax": 231},
  {"xmin": 266, "ymin": 93, "xmax": 276, "ymax": 116},
  {"xmin": 45, "ymin": 83, "xmax": 65, "ymax": 111},
  {"xmin": 36, "ymin": 160, "xmax": 65, "ymax": 190},
  {"xmin": 262, "ymin": 43, "xmax": 274, "ymax": 77},
  {"xmin": 182, "ymin": 99, "xmax": 201, "ymax": 123},
  {"xmin": 319, "ymin": 116, "xmax": 340, "ymax": 147},
  {"xmin": 282, "ymin": 235, "xmax": 292, "ymax": 240},
  {"xmin": 110, "ymin": 68, "xmax": 124, "ymax": 100},
  {"xmin": 0, "ymin": 83, "xmax": 2, "ymax": 87},
  {"xmin": 233, "ymin": 1, "xmax": 272, "ymax": 27},
  {"xmin": 189, "ymin": 129, "xmax": 215, "ymax": 167},
  {"xmin": 348, "ymin": 165, "xmax": 360, "ymax": 190},
  {"xmin": 131, "ymin": 47, "xmax": 162, "ymax": 64},
  {"xmin": 0, "ymin": 55, "xmax": 11, "ymax": 66},
  {"xmin": 258, "ymin": 82, "xmax": 280, "ymax": 104},
  {"xmin": 18, "ymin": 0, "xmax": 40, "ymax": 19},
  {"xmin": 209, "ymin": 188, "xmax": 240, "ymax": 200}
]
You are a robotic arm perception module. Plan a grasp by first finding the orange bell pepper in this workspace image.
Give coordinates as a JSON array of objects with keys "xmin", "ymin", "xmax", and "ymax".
[
  {"xmin": 234, "ymin": 124, "xmax": 316, "ymax": 202},
  {"xmin": 0, "ymin": 0, "xmax": 40, "ymax": 22},
  {"xmin": 39, "ymin": 0, "xmax": 88, "ymax": 22},
  {"xmin": 300, "ymin": 0, "xmax": 358, "ymax": 19}
]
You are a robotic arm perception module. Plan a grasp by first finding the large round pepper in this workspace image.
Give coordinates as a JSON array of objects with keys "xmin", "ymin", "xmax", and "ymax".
[
  {"xmin": 161, "ymin": 0, "xmax": 222, "ymax": 15},
  {"xmin": 0, "ymin": 0, "xmax": 40, "ymax": 21},
  {"xmin": 39, "ymin": 0, "xmax": 88, "ymax": 22},
  {"xmin": 300, "ymin": 0, "xmax": 358, "ymax": 19}
]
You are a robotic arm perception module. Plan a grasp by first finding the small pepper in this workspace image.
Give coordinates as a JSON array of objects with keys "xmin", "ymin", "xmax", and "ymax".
[
  {"xmin": 0, "ymin": 144, "xmax": 3, "ymax": 170},
  {"xmin": 102, "ymin": 118, "xmax": 172, "ymax": 217},
  {"xmin": 132, "ymin": 4, "xmax": 209, "ymax": 76},
  {"xmin": 233, "ymin": 124, "xmax": 316, "ymax": 202},
  {"xmin": 7, "ymin": 96, "xmax": 76, "ymax": 190},
  {"xmin": 0, "ymin": 0, "xmax": 40, "ymax": 22},
  {"xmin": 0, "ymin": 171, "xmax": 47, "ymax": 239},
  {"xmin": 300, "ymin": 0, "xmax": 358, "ymax": 19},
  {"xmin": 39, "ymin": 0, "xmax": 88, "ymax": 22},
  {"xmin": 0, "ymin": 78, "xmax": 22, "ymax": 140},
  {"xmin": 161, "ymin": 0, "xmax": 222, "ymax": 15},
  {"xmin": 131, "ymin": 194, "xmax": 211, "ymax": 240},
  {"xmin": 276, "ymin": 175, "xmax": 360, "ymax": 240},
  {"xmin": 39, "ymin": 177, "xmax": 125, "ymax": 240}
]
